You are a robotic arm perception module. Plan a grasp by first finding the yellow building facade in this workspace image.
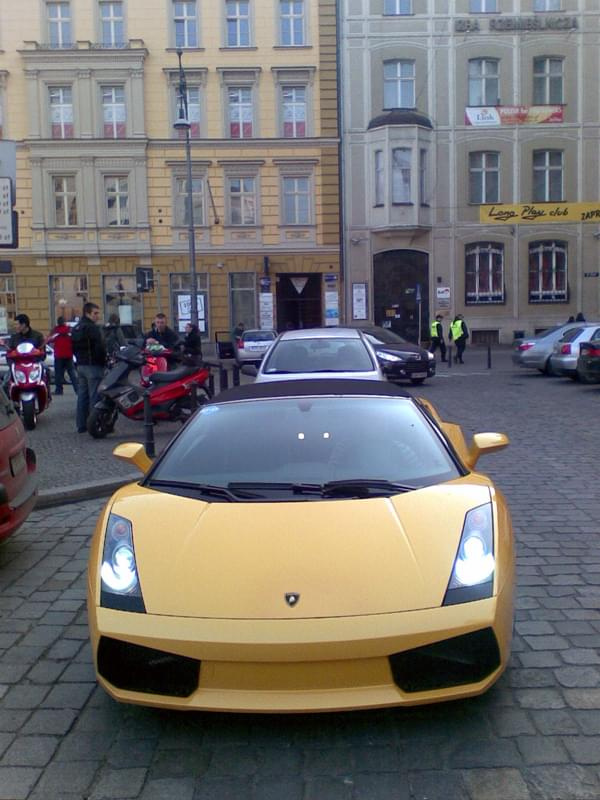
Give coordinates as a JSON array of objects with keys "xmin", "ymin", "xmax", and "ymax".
[{"xmin": 0, "ymin": 0, "xmax": 340, "ymax": 342}]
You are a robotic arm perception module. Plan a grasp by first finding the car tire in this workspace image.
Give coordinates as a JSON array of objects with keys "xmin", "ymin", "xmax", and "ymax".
[
  {"xmin": 87, "ymin": 408, "xmax": 116, "ymax": 439},
  {"xmin": 410, "ymin": 378, "xmax": 426, "ymax": 385},
  {"xmin": 21, "ymin": 398, "xmax": 37, "ymax": 430}
]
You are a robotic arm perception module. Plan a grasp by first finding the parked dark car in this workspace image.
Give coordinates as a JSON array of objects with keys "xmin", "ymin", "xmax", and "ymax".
[
  {"xmin": 577, "ymin": 338, "xmax": 600, "ymax": 384},
  {"xmin": 353, "ymin": 325, "xmax": 436, "ymax": 385},
  {"xmin": 0, "ymin": 385, "xmax": 37, "ymax": 542}
]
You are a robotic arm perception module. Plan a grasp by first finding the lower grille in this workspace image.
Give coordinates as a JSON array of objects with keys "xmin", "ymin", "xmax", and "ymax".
[
  {"xmin": 97, "ymin": 637, "xmax": 200, "ymax": 697},
  {"xmin": 389, "ymin": 628, "xmax": 501, "ymax": 693}
]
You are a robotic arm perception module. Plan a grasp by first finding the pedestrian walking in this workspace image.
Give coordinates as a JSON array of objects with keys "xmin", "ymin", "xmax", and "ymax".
[
  {"xmin": 231, "ymin": 321, "xmax": 245, "ymax": 343},
  {"xmin": 47, "ymin": 316, "xmax": 78, "ymax": 395},
  {"xmin": 449, "ymin": 314, "xmax": 469, "ymax": 364},
  {"xmin": 144, "ymin": 313, "xmax": 180, "ymax": 349},
  {"xmin": 429, "ymin": 314, "xmax": 447, "ymax": 362},
  {"xmin": 71, "ymin": 303, "xmax": 106, "ymax": 433}
]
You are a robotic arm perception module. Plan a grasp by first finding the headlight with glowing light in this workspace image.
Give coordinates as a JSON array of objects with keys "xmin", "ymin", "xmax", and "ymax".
[
  {"xmin": 444, "ymin": 503, "xmax": 494, "ymax": 605},
  {"xmin": 377, "ymin": 351, "xmax": 402, "ymax": 362},
  {"xmin": 427, "ymin": 352, "xmax": 435, "ymax": 361},
  {"xmin": 100, "ymin": 513, "xmax": 145, "ymax": 612}
]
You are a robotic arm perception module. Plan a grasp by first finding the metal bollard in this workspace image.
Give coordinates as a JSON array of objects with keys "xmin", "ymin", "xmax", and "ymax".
[
  {"xmin": 232, "ymin": 364, "xmax": 240, "ymax": 386},
  {"xmin": 487, "ymin": 344, "xmax": 492, "ymax": 369},
  {"xmin": 219, "ymin": 366, "xmax": 229, "ymax": 391},
  {"xmin": 448, "ymin": 346, "xmax": 453, "ymax": 368},
  {"xmin": 143, "ymin": 390, "xmax": 155, "ymax": 459},
  {"xmin": 208, "ymin": 371, "xmax": 215, "ymax": 397},
  {"xmin": 189, "ymin": 382, "xmax": 198, "ymax": 412}
]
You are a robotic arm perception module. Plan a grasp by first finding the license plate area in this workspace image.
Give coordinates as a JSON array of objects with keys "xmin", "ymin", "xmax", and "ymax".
[
  {"xmin": 412, "ymin": 372, "xmax": 427, "ymax": 378},
  {"xmin": 10, "ymin": 450, "xmax": 26, "ymax": 477}
]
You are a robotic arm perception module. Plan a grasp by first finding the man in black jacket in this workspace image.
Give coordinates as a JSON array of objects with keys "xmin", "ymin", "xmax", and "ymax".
[
  {"xmin": 9, "ymin": 313, "xmax": 45, "ymax": 351},
  {"xmin": 71, "ymin": 303, "xmax": 106, "ymax": 433},
  {"xmin": 144, "ymin": 313, "xmax": 180, "ymax": 350}
]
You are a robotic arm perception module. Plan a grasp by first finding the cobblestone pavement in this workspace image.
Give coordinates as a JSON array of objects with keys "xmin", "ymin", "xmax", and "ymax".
[{"xmin": 1, "ymin": 350, "xmax": 600, "ymax": 799}]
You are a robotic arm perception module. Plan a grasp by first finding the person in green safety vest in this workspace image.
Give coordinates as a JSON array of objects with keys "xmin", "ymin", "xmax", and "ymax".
[
  {"xmin": 429, "ymin": 314, "xmax": 447, "ymax": 362},
  {"xmin": 449, "ymin": 314, "xmax": 469, "ymax": 364}
]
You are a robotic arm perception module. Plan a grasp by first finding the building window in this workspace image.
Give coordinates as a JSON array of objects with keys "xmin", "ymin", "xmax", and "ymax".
[
  {"xmin": 384, "ymin": 0, "xmax": 412, "ymax": 14},
  {"xmin": 175, "ymin": 86, "xmax": 201, "ymax": 138},
  {"xmin": 374, "ymin": 150, "xmax": 384, "ymax": 206},
  {"xmin": 174, "ymin": 176, "xmax": 205, "ymax": 226},
  {"xmin": 47, "ymin": 2, "xmax": 72, "ymax": 48},
  {"xmin": 383, "ymin": 60, "xmax": 415, "ymax": 109},
  {"xmin": 103, "ymin": 275, "xmax": 143, "ymax": 327},
  {"xmin": 102, "ymin": 86, "xmax": 126, "ymax": 138},
  {"xmin": 533, "ymin": 57, "xmax": 563, "ymax": 105},
  {"xmin": 419, "ymin": 148, "xmax": 428, "ymax": 205},
  {"xmin": 105, "ymin": 176, "xmax": 130, "ymax": 225},
  {"xmin": 469, "ymin": 152, "xmax": 499, "ymax": 204},
  {"xmin": 466, "ymin": 243, "xmax": 504, "ymax": 304},
  {"xmin": 392, "ymin": 148, "xmax": 411, "ymax": 203},
  {"xmin": 468, "ymin": 58, "xmax": 499, "ymax": 106},
  {"xmin": 53, "ymin": 176, "xmax": 77, "ymax": 226},
  {"xmin": 0, "ymin": 276, "xmax": 17, "ymax": 334},
  {"xmin": 533, "ymin": 150, "xmax": 563, "ymax": 202},
  {"xmin": 528, "ymin": 241, "xmax": 567, "ymax": 303},
  {"xmin": 100, "ymin": 1, "xmax": 124, "ymax": 46},
  {"xmin": 534, "ymin": 0, "xmax": 560, "ymax": 10},
  {"xmin": 228, "ymin": 177, "xmax": 256, "ymax": 225},
  {"xmin": 280, "ymin": 0, "xmax": 305, "ymax": 44},
  {"xmin": 170, "ymin": 272, "xmax": 209, "ymax": 334},
  {"xmin": 49, "ymin": 86, "xmax": 74, "ymax": 139},
  {"xmin": 228, "ymin": 87, "xmax": 253, "ymax": 138},
  {"xmin": 173, "ymin": 1, "xmax": 198, "ymax": 48},
  {"xmin": 226, "ymin": 0, "xmax": 250, "ymax": 47},
  {"xmin": 282, "ymin": 176, "xmax": 310, "ymax": 224},
  {"xmin": 50, "ymin": 275, "xmax": 88, "ymax": 324},
  {"xmin": 469, "ymin": 0, "xmax": 496, "ymax": 11},
  {"xmin": 282, "ymin": 86, "xmax": 306, "ymax": 137},
  {"xmin": 229, "ymin": 272, "xmax": 256, "ymax": 330}
]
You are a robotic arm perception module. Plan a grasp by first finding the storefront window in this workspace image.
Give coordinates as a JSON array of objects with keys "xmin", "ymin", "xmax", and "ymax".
[
  {"xmin": 169, "ymin": 272, "xmax": 209, "ymax": 336},
  {"xmin": 0, "ymin": 276, "xmax": 17, "ymax": 335},
  {"xmin": 103, "ymin": 275, "xmax": 143, "ymax": 328},
  {"xmin": 50, "ymin": 274, "xmax": 88, "ymax": 324},
  {"xmin": 229, "ymin": 272, "xmax": 256, "ymax": 329}
]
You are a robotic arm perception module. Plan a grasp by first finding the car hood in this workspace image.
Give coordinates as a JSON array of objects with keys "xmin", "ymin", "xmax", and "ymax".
[
  {"xmin": 372, "ymin": 342, "xmax": 425, "ymax": 356},
  {"xmin": 109, "ymin": 481, "xmax": 492, "ymax": 619}
]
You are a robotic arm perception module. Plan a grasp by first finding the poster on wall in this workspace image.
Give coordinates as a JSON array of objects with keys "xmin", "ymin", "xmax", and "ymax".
[
  {"xmin": 118, "ymin": 305, "xmax": 133, "ymax": 325},
  {"xmin": 436, "ymin": 287, "xmax": 451, "ymax": 309},
  {"xmin": 325, "ymin": 290, "xmax": 339, "ymax": 327},
  {"xmin": 259, "ymin": 293, "xmax": 274, "ymax": 330},
  {"xmin": 177, "ymin": 294, "xmax": 206, "ymax": 333},
  {"xmin": 352, "ymin": 283, "xmax": 368, "ymax": 320}
]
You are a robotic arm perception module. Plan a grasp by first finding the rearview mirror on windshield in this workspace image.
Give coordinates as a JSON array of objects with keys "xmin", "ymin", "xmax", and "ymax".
[
  {"xmin": 466, "ymin": 432, "xmax": 509, "ymax": 469},
  {"xmin": 113, "ymin": 442, "xmax": 153, "ymax": 473}
]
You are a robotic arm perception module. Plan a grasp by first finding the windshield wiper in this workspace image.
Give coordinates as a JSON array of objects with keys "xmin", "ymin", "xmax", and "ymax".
[
  {"xmin": 321, "ymin": 479, "xmax": 416, "ymax": 497},
  {"xmin": 147, "ymin": 479, "xmax": 260, "ymax": 502},
  {"xmin": 227, "ymin": 481, "xmax": 323, "ymax": 496}
]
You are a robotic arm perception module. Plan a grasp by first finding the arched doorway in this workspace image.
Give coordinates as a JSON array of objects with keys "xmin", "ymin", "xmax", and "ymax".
[{"xmin": 373, "ymin": 250, "xmax": 429, "ymax": 343}]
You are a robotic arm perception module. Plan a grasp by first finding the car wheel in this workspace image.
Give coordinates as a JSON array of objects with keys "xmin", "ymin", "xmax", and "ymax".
[
  {"xmin": 87, "ymin": 408, "xmax": 115, "ymax": 439},
  {"xmin": 21, "ymin": 398, "xmax": 37, "ymax": 430},
  {"xmin": 410, "ymin": 378, "xmax": 426, "ymax": 385},
  {"xmin": 543, "ymin": 359, "xmax": 555, "ymax": 376}
]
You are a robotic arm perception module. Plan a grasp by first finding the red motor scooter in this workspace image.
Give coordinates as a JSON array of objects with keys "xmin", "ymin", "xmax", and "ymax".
[
  {"xmin": 6, "ymin": 342, "xmax": 52, "ymax": 430},
  {"xmin": 87, "ymin": 343, "xmax": 211, "ymax": 438}
]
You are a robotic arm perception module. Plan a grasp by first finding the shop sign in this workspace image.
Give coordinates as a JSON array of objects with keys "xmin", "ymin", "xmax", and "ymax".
[
  {"xmin": 325, "ymin": 290, "xmax": 339, "ymax": 327},
  {"xmin": 465, "ymin": 106, "xmax": 563, "ymax": 127},
  {"xmin": 481, "ymin": 202, "xmax": 600, "ymax": 225},
  {"xmin": 455, "ymin": 16, "xmax": 578, "ymax": 33}
]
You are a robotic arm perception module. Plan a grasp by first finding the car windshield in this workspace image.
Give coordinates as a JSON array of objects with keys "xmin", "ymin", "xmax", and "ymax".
[
  {"xmin": 147, "ymin": 396, "xmax": 460, "ymax": 498},
  {"xmin": 362, "ymin": 328, "xmax": 409, "ymax": 345},
  {"xmin": 262, "ymin": 338, "xmax": 375, "ymax": 374}
]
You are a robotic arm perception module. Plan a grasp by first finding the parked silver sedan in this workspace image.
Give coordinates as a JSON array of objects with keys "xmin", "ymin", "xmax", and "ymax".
[
  {"xmin": 233, "ymin": 329, "xmax": 277, "ymax": 367},
  {"xmin": 548, "ymin": 324, "xmax": 600, "ymax": 379},
  {"xmin": 512, "ymin": 323, "xmax": 583, "ymax": 374},
  {"xmin": 243, "ymin": 327, "xmax": 384, "ymax": 383}
]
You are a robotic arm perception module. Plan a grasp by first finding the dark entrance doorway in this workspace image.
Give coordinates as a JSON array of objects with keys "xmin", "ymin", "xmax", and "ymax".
[
  {"xmin": 373, "ymin": 250, "xmax": 429, "ymax": 343},
  {"xmin": 276, "ymin": 274, "xmax": 322, "ymax": 331}
]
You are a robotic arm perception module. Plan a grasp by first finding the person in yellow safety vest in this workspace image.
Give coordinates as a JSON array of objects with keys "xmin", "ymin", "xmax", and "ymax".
[
  {"xmin": 429, "ymin": 314, "xmax": 447, "ymax": 362},
  {"xmin": 449, "ymin": 314, "xmax": 469, "ymax": 364}
]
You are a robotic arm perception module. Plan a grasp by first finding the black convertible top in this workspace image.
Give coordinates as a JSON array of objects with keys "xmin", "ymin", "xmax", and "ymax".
[{"xmin": 209, "ymin": 378, "xmax": 411, "ymax": 404}]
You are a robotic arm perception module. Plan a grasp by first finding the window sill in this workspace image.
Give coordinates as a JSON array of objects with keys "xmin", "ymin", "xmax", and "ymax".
[
  {"xmin": 165, "ymin": 47, "xmax": 205, "ymax": 52},
  {"xmin": 219, "ymin": 46, "xmax": 258, "ymax": 51},
  {"xmin": 373, "ymin": 204, "xmax": 385, "ymax": 208},
  {"xmin": 278, "ymin": 223, "xmax": 315, "ymax": 229},
  {"xmin": 273, "ymin": 45, "xmax": 312, "ymax": 50},
  {"xmin": 391, "ymin": 202, "xmax": 414, "ymax": 207}
]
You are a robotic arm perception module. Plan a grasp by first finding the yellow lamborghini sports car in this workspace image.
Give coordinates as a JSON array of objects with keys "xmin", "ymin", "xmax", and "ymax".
[{"xmin": 87, "ymin": 379, "xmax": 515, "ymax": 713}]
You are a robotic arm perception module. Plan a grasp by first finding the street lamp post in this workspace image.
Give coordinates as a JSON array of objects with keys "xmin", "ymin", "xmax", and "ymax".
[{"xmin": 173, "ymin": 49, "xmax": 198, "ymax": 333}]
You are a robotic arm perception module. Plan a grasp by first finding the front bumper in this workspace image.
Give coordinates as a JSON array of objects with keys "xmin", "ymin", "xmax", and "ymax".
[
  {"xmin": 88, "ymin": 580, "xmax": 513, "ymax": 712},
  {"xmin": 383, "ymin": 362, "xmax": 436, "ymax": 381}
]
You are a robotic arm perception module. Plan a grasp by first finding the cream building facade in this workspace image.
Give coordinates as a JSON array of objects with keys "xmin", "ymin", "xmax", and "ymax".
[
  {"xmin": 341, "ymin": 0, "xmax": 600, "ymax": 344},
  {"xmin": 0, "ymin": 0, "xmax": 340, "ymax": 341}
]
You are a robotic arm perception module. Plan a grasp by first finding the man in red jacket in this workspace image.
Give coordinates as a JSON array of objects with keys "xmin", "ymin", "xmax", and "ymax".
[{"xmin": 47, "ymin": 316, "xmax": 79, "ymax": 395}]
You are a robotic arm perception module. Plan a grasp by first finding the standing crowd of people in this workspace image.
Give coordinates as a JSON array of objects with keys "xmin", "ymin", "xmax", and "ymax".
[
  {"xmin": 428, "ymin": 313, "xmax": 469, "ymax": 364},
  {"xmin": 5, "ymin": 306, "xmax": 202, "ymax": 434}
]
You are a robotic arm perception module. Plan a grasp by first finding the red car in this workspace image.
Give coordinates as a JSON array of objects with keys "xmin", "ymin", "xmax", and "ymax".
[{"xmin": 0, "ymin": 385, "xmax": 37, "ymax": 542}]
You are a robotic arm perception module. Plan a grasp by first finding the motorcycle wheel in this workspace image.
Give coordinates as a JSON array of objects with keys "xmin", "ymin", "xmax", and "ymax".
[
  {"xmin": 87, "ymin": 408, "xmax": 116, "ymax": 439},
  {"xmin": 22, "ymin": 399, "xmax": 37, "ymax": 430}
]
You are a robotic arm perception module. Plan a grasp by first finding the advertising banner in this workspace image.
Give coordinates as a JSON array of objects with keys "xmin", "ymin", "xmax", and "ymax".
[
  {"xmin": 465, "ymin": 106, "xmax": 563, "ymax": 127},
  {"xmin": 480, "ymin": 202, "xmax": 600, "ymax": 224}
]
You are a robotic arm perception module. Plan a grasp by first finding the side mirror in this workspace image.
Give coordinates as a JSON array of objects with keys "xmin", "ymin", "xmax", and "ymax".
[
  {"xmin": 241, "ymin": 364, "xmax": 258, "ymax": 377},
  {"xmin": 465, "ymin": 432, "xmax": 509, "ymax": 469},
  {"xmin": 113, "ymin": 442, "xmax": 153, "ymax": 473}
]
